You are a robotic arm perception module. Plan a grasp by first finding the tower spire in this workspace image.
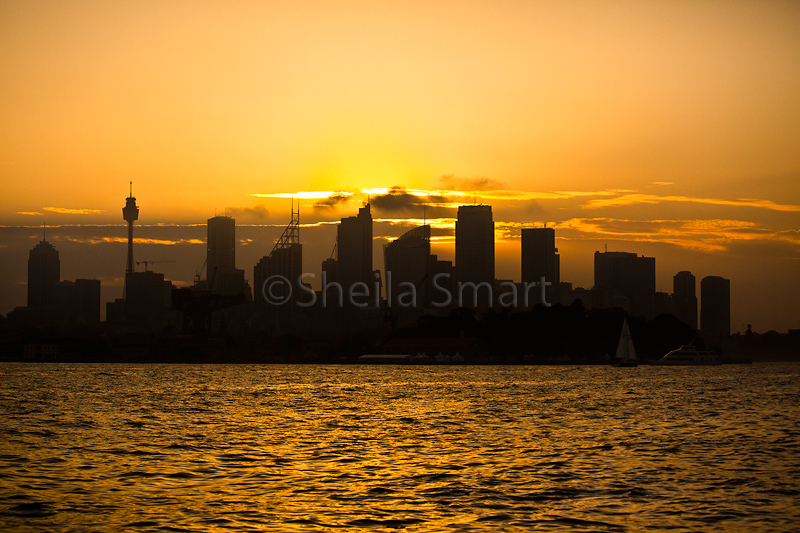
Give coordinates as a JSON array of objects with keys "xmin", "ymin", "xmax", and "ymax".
[{"xmin": 122, "ymin": 182, "xmax": 140, "ymax": 296}]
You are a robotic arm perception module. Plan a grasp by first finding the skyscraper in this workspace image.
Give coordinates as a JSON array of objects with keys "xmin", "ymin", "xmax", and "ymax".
[
  {"xmin": 207, "ymin": 215, "xmax": 246, "ymax": 296},
  {"xmin": 701, "ymin": 276, "xmax": 730, "ymax": 343},
  {"xmin": 384, "ymin": 225, "xmax": 430, "ymax": 309},
  {"xmin": 337, "ymin": 204, "xmax": 373, "ymax": 298},
  {"xmin": 594, "ymin": 251, "xmax": 655, "ymax": 319},
  {"xmin": 254, "ymin": 203, "xmax": 301, "ymax": 306},
  {"xmin": 673, "ymin": 270, "xmax": 698, "ymax": 329},
  {"xmin": 521, "ymin": 227, "xmax": 560, "ymax": 303},
  {"xmin": 207, "ymin": 215, "xmax": 236, "ymax": 274},
  {"xmin": 27, "ymin": 235, "xmax": 60, "ymax": 309},
  {"xmin": 455, "ymin": 205, "xmax": 494, "ymax": 284}
]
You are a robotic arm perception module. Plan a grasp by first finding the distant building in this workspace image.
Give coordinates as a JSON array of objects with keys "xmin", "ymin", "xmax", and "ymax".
[
  {"xmin": 254, "ymin": 204, "xmax": 302, "ymax": 307},
  {"xmin": 701, "ymin": 276, "xmax": 730, "ymax": 343},
  {"xmin": 125, "ymin": 271, "xmax": 175, "ymax": 327},
  {"xmin": 206, "ymin": 215, "xmax": 246, "ymax": 296},
  {"xmin": 455, "ymin": 205, "xmax": 494, "ymax": 284},
  {"xmin": 207, "ymin": 215, "xmax": 236, "ymax": 272},
  {"xmin": 593, "ymin": 251, "xmax": 655, "ymax": 319},
  {"xmin": 28, "ymin": 238, "xmax": 60, "ymax": 309},
  {"xmin": 336, "ymin": 204, "xmax": 373, "ymax": 303},
  {"xmin": 50, "ymin": 279, "xmax": 101, "ymax": 326},
  {"xmin": 429, "ymin": 254, "xmax": 454, "ymax": 309},
  {"xmin": 654, "ymin": 291, "xmax": 674, "ymax": 317},
  {"xmin": 521, "ymin": 227, "xmax": 560, "ymax": 304},
  {"xmin": 384, "ymin": 225, "xmax": 430, "ymax": 309},
  {"xmin": 673, "ymin": 271, "xmax": 698, "ymax": 329}
]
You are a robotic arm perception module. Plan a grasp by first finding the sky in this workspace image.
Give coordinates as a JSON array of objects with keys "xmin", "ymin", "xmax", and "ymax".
[{"xmin": 1, "ymin": 1, "xmax": 799, "ymax": 332}]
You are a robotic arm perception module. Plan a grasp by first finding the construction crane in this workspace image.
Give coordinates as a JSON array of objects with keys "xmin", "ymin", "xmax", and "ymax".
[{"xmin": 136, "ymin": 260, "xmax": 175, "ymax": 272}]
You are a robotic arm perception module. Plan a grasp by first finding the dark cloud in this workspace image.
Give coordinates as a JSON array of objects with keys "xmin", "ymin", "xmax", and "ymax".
[
  {"xmin": 313, "ymin": 194, "xmax": 350, "ymax": 210},
  {"xmin": 370, "ymin": 186, "xmax": 454, "ymax": 218},
  {"xmin": 437, "ymin": 174, "xmax": 504, "ymax": 191}
]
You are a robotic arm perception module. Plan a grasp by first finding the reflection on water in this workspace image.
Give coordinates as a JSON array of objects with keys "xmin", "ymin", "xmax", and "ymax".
[{"xmin": 0, "ymin": 363, "xmax": 798, "ymax": 532}]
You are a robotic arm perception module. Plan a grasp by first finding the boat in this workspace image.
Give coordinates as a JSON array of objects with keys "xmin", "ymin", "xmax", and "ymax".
[
  {"xmin": 651, "ymin": 344, "xmax": 721, "ymax": 365},
  {"xmin": 612, "ymin": 318, "xmax": 638, "ymax": 367}
]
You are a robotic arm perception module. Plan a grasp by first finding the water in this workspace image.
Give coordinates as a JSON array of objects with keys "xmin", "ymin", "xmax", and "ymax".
[{"xmin": 1, "ymin": 363, "xmax": 798, "ymax": 532}]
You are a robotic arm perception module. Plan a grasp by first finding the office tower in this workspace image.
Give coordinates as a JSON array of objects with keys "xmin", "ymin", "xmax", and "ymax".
[
  {"xmin": 125, "ymin": 271, "xmax": 175, "ymax": 327},
  {"xmin": 28, "ymin": 233, "xmax": 60, "ymax": 309},
  {"xmin": 521, "ymin": 227, "xmax": 560, "ymax": 303},
  {"xmin": 122, "ymin": 182, "xmax": 139, "ymax": 297},
  {"xmin": 207, "ymin": 215, "xmax": 236, "ymax": 273},
  {"xmin": 701, "ymin": 276, "xmax": 730, "ymax": 343},
  {"xmin": 673, "ymin": 271, "xmax": 698, "ymax": 329},
  {"xmin": 455, "ymin": 205, "xmax": 494, "ymax": 284},
  {"xmin": 50, "ymin": 279, "xmax": 101, "ymax": 325},
  {"xmin": 384, "ymin": 225, "xmax": 430, "ymax": 308},
  {"xmin": 594, "ymin": 251, "xmax": 656, "ymax": 319},
  {"xmin": 337, "ymin": 204, "xmax": 373, "ymax": 298},
  {"xmin": 254, "ymin": 203, "xmax": 301, "ymax": 306},
  {"xmin": 206, "ymin": 215, "xmax": 245, "ymax": 296}
]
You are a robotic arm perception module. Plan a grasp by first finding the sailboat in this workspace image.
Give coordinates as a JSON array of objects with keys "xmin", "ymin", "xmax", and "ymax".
[{"xmin": 612, "ymin": 318, "xmax": 638, "ymax": 367}]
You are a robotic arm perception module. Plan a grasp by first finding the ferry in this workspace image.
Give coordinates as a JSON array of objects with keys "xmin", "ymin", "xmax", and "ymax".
[{"xmin": 651, "ymin": 344, "xmax": 721, "ymax": 366}]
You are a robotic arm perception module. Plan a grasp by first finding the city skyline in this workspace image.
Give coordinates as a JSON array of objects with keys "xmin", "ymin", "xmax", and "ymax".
[
  {"xmin": 0, "ymin": 190, "xmax": 753, "ymax": 336},
  {"xmin": 1, "ymin": 1, "xmax": 799, "ymax": 332}
]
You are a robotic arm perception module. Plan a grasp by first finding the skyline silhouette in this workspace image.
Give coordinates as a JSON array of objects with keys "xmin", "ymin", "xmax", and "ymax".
[{"xmin": 0, "ymin": 183, "xmax": 798, "ymax": 334}]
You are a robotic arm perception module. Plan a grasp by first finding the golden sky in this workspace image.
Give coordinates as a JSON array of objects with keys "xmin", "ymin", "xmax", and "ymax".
[{"xmin": 1, "ymin": 1, "xmax": 799, "ymax": 330}]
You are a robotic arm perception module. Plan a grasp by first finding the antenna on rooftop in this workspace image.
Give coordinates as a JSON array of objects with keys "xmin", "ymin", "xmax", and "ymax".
[{"xmin": 43, "ymin": 221, "xmax": 46, "ymax": 241}]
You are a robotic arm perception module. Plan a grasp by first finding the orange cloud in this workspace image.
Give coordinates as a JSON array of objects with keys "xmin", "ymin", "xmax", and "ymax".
[
  {"xmin": 583, "ymin": 194, "xmax": 800, "ymax": 212},
  {"xmin": 43, "ymin": 207, "xmax": 104, "ymax": 215},
  {"xmin": 63, "ymin": 236, "xmax": 205, "ymax": 245}
]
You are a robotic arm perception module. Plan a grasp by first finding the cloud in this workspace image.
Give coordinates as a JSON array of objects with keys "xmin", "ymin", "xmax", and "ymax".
[
  {"xmin": 437, "ymin": 175, "xmax": 505, "ymax": 191},
  {"xmin": 224, "ymin": 204, "xmax": 270, "ymax": 222},
  {"xmin": 314, "ymin": 194, "xmax": 351, "ymax": 210},
  {"xmin": 16, "ymin": 211, "xmax": 42, "ymax": 216},
  {"xmin": 583, "ymin": 194, "xmax": 800, "ymax": 212},
  {"xmin": 63, "ymin": 236, "xmax": 205, "ymax": 245},
  {"xmin": 250, "ymin": 191, "xmax": 354, "ymax": 200},
  {"xmin": 43, "ymin": 207, "xmax": 103, "ymax": 215},
  {"xmin": 552, "ymin": 218, "xmax": 800, "ymax": 253},
  {"xmin": 651, "ymin": 181, "xmax": 674, "ymax": 186},
  {"xmin": 369, "ymin": 186, "xmax": 456, "ymax": 217}
]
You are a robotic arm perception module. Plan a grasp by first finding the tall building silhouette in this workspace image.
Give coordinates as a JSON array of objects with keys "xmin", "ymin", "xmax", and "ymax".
[
  {"xmin": 208, "ymin": 215, "xmax": 236, "ymax": 273},
  {"xmin": 456, "ymin": 205, "xmax": 494, "ymax": 284},
  {"xmin": 27, "ymin": 232, "xmax": 60, "ymax": 309},
  {"xmin": 701, "ymin": 276, "xmax": 730, "ymax": 343},
  {"xmin": 50, "ymin": 279, "xmax": 101, "ymax": 325},
  {"xmin": 254, "ymin": 203, "xmax": 301, "ymax": 306},
  {"xmin": 521, "ymin": 227, "xmax": 560, "ymax": 303},
  {"xmin": 122, "ymin": 182, "xmax": 139, "ymax": 284},
  {"xmin": 384, "ymin": 225, "xmax": 430, "ymax": 309},
  {"xmin": 206, "ymin": 215, "xmax": 246, "ymax": 296},
  {"xmin": 594, "ymin": 251, "xmax": 655, "ymax": 319},
  {"xmin": 673, "ymin": 270, "xmax": 698, "ymax": 329},
  {"xmin": 337, "ymin": 204, "xmax": 373, "ymax": 299}
]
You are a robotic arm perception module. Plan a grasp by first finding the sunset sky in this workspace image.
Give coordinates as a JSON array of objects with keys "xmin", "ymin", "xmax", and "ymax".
[{"xmin": 1, "ymin": 1, "xmax": 799, "ymax": 331}]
